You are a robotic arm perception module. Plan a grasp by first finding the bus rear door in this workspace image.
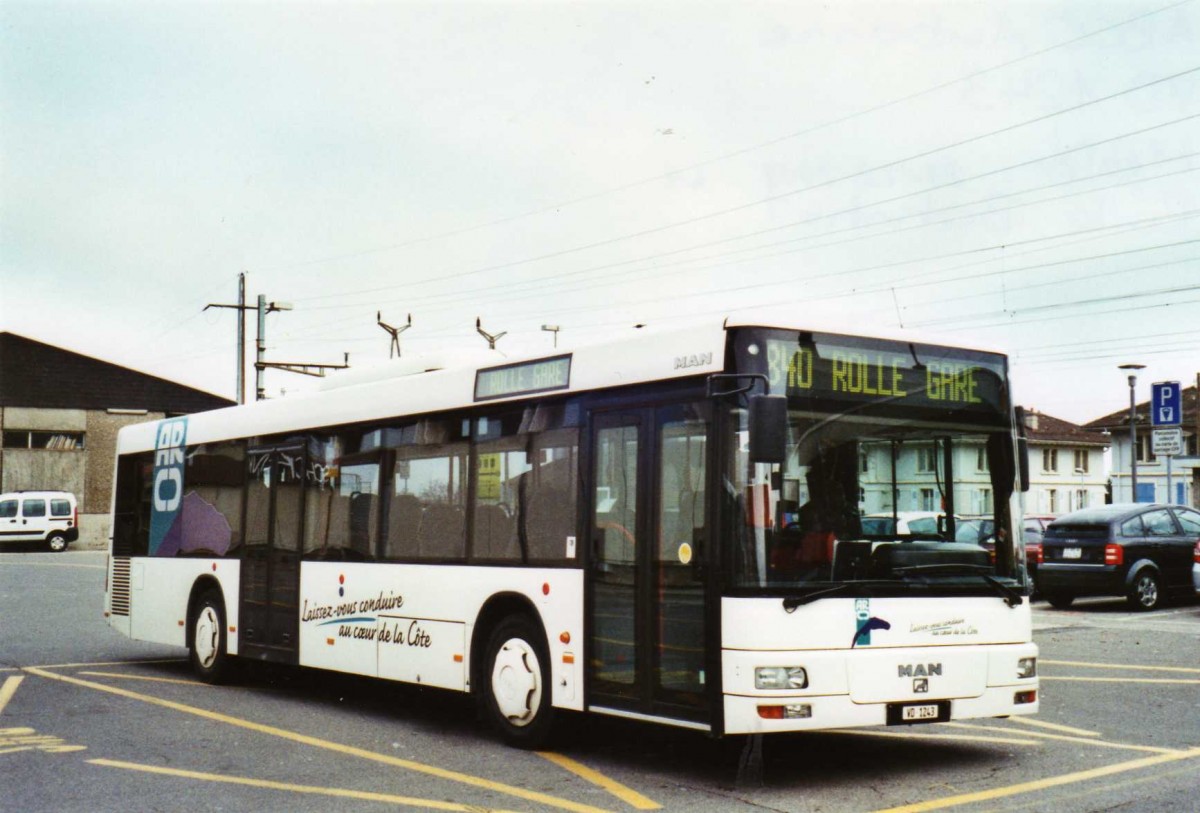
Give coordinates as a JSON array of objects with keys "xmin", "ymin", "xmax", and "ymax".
[{"xmin": 240, "ymin": 442, "xmax": 305, "ymax": 664}]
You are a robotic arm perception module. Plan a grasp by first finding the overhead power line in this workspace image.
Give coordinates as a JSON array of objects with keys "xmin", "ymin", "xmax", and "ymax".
[
  {"xmin": 292, "ymin": 111, "xmax": 1200, "ymax": 317},
  {"xmin": 266, "ymin": 0, "xmax": 1196, "ymax": 275}
]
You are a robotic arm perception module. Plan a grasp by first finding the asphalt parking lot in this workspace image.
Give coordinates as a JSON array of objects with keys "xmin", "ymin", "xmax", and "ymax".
[{"xmin": 2, "ymin": 551, "xmax": 1197, "ymax": 813}]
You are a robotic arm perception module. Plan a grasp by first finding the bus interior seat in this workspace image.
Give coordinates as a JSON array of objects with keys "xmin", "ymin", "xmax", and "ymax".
[
  {"xmin": 386, "ymin": 493, "xmax": 422, "ymax": 559},
  {"xmin": 419, "ymin": 502, "xmax": 465, "ymax": 559},
  {"xmin": 474, "ymin": 503, "xmax": 518, "ymax": 560},
  {"xmin": 526, "ymin": 487, "xmax": 573, "ymax": 561}
]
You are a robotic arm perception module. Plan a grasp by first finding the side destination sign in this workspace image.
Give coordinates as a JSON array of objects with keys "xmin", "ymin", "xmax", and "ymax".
[
  {"xmin": 475, "ymin": 354, "xmax": 572, "ymax": 401},
  {"xmin": 763, "ymin": 337, "xmax": 1007, "ymax": 417},
  {"xmin": 149, "ymin": 417, "xmax": 188, "ymax": 556}
]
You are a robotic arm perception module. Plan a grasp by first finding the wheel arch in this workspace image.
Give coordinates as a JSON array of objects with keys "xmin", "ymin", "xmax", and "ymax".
[
  {"xmin": 1123, "ymin": 559, "xmax": 1160, "ymax": 589},
  {"xmin": 470, "ymin": 592, "xmax": 546, "ymax": 697},
  {"xmin": 186, "ymin": 575, "xmax": 226, "ymax": 646}
]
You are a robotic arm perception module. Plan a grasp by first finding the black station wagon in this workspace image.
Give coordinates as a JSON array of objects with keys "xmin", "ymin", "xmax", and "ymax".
[{"xmin": 1038, "ymin": 503, "xmax": 1200, "ymax": 611}]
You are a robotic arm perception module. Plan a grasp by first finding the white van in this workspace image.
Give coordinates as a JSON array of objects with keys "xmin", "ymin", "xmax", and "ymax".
[{"xmin": 0, "ymin": 491, "xmax": 79, "ymax": 551}]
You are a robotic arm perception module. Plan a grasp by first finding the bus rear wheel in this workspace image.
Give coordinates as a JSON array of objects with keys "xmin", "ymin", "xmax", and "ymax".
[
  {"xmin": 481, "ymin": 615, "xmax": 553, "ymax": 748},
  {"xmin": 190, "ymin": 591, "xmax": 235, "ymax": 684}
]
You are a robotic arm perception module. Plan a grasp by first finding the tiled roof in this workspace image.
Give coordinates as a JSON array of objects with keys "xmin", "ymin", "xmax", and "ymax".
[
  {"xmin": 0, "ymin": 332, "xmax": 234, "ymax": 413},
  {"xmin": 1020, "ymin": 408, "xmax": 1110, "ymax": 446}
]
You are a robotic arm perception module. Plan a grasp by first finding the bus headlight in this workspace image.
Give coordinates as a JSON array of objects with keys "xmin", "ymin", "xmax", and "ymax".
[
  {"xmin": 1017, "ymin": 657, "xmax": 1037, "ymax": 679},
  {"xmin": 755, "ymin": 666, "xmax": 808, "ymax": 690}
]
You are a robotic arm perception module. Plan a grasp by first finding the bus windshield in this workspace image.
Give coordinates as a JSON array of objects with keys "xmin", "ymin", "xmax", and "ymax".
[{"xmin": 725, "ymin": 328, "xmax": 1024, "ymax": 598}]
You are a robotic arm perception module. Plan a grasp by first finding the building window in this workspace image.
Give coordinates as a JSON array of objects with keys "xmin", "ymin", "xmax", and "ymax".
[
  {"xmin": 1047, "ymin": 489, "xmax": 1058, "ymax": 513},
  {"xmin": 1136, "ymin": 435, "xmax": 1157, "ymax": 464},
  {"xmin": 859, "ymin": 451, "xmax": 869, "ymax": 474},
  {"xmin": 975, "ymin": 488, "xmax": 992, "ymax": 514},
  {"xmin": 919, "ymin": 488, "xmax": 936, "ymax": 511},
  {"xmin": 976, "ymin": 448, "xmax": 989, "ymax": 472},
  {"xmin": 1073, "ymin": 449, "xmax": 1089, "ymax": 473},
  {"xmin": 917, "ymin": 446, "xmax": 937, "ymax": 473},
  {"xmin": 1042, "ymin": 449, "xmax": 1058, "ymax": 473},
  {"xmin": 1, "ymin": 430, "xmax": 85, "ymax": 450},
  {"xmin": 1074, "ymin": 489, "xmax": 1088, "ymax": 511}
]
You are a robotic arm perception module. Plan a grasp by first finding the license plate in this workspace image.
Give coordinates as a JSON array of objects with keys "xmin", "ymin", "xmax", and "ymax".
[
  {"xmin": 1063, "ymin": 547, "xmax": 1082, "ymax": 560},
  {"xmin": 901, "ymin": 704, "xmax": 940, "ymax": 721}
]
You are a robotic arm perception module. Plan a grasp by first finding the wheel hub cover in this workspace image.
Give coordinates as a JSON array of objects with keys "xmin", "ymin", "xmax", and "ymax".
[{"xmin": 492, "ymin": 638, "xmax": 541, "ymax": 725}]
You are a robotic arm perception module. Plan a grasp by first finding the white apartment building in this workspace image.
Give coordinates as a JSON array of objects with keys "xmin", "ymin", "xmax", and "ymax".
[{"xmin": 858, "ymin": 409, "xmax": 1108, "ymax": 518}]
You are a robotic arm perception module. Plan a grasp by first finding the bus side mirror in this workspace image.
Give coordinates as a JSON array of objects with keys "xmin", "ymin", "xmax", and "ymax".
[
  {"xmin": 749, "ymin": 394, "xmax": 788, "ymax": 464},
  {"xmin": 1014, "ymin": 406, "xmax": 1030, "ymax": 493}
]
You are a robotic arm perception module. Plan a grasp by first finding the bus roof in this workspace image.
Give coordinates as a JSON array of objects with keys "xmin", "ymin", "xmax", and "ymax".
[{"xmin": 116, "ymin": 313, "xmax": 1007, "ymax": 454}]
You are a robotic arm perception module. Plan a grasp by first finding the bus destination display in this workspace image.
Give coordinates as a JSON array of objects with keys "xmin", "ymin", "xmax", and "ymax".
[
  {"xmin": 763, "ymin": 337, "xmax": 1007, "ymax": 417},
  {"xmin": 474, "ymin": 355, "xmax": 572, "ymax": 401}
]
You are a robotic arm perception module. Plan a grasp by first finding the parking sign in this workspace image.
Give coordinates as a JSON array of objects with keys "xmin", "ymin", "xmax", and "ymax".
[{"xmin": 1151, "ymin": 381, "xmax": 1182, "ymax": 426}]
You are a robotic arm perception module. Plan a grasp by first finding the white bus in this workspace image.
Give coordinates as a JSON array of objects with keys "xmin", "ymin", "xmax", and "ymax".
[{"xmin": 105, "ymin": 315, "xmax": 1038, "ymax": 746}]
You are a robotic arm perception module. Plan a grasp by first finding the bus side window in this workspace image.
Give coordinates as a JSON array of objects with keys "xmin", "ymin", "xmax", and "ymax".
[
  {"xmin": 303, "ymin": 435, "xmax": 380, "ymax": 561},
  {"xmin": 472, "ymin": 410, "xmax": 530, "ymax": 563},
  {"xmin": 113, "ymin": 452, "xmax": 154, "ymax": 557},
  {"xmin": 525, "ymin": 428, "xmax": 579, "ymax": 562},
  {"xmin": 388, "ymin": 423, "xmax": 468, "ymax": 562}
]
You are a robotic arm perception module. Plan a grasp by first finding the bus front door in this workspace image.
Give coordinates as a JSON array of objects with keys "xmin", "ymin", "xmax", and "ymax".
[
  {"xmin": 589, "ymin": 405, "xmax": 710, "ymax": 724},
  {"xmin": 240, "ymin": 444, "xmax": 304, "ymax": 664}
]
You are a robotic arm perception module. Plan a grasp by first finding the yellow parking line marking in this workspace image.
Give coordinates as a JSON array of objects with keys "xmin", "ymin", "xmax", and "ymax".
[
  {"xmin": 90, "ymin": 759, "xmax": 523, "ymax": 812},
  {"xmin": 1040, "ymin": 676, "xmax": 1200, "ymax": 685},
  {"xmin": 0, "ymin": 746, "xmax": 33, "ymax": 756},
  {"xmin": 25, "ymin": 667, "xmax": 614, "ymax": 813},
  {"xmin": 826, "ymin": 729, "xmax": 1041, "ymax": 747},
  {"xmin": 1040, "ymin": 659, "xmax": 1200, "ymax": 675},
  {"xmin": 78, "ymin": 671, "xmax": 206, "ymax": 686},
  {"xmin": 538, "ymin": 752, "xmax": 662, "ymax": 810},
  {"xmin": 872, "ymin": 747, "xmax": 1200, "ymax": 812},
  {"xmin": 31, "ymin": 658, "xmax": 185, "ymax": 670},
  {"xmin": 0, "ymin": 676, "xmax": 23, "ymax": 715},
  {"xmin": 1006, "ymin": 717, "xmax": 1100, "ymax": 737},
  {"xmin": 941, "ymin": 723, "xmax": 1179, "ymax": 755}
]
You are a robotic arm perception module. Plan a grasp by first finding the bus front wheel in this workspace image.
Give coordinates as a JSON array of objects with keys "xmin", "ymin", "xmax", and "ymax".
[
  {"xmin": 190, "ymin": 591, "xmax": 235, "ymax": 684},
  {"xmin": 481, "ymin": 615, "xmax": 553, "ymax": 748}
]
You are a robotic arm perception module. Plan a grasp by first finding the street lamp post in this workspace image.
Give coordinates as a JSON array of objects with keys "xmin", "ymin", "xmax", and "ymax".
[{"xmin": 1119, "ymin": 363, "xmax": 1145, "ymax": 502}]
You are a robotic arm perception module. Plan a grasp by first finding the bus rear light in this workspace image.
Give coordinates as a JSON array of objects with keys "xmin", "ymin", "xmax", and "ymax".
[
  {"xmin": 758, "ymin": 704, "xmax": 812, "ymax": 720},
  {"xmin": 1105, "ymin": 544, "xmax": 1123, "ymax": 566},
  {"xmin": 1014, "ymin": 690, "xmax": 1037, "ymax": 705}
]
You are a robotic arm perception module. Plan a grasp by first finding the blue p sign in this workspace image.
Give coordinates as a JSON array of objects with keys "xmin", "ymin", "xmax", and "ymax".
[{"xmin": 1151, "ymin": 382, "xmax": 1181, "ymax": 426}]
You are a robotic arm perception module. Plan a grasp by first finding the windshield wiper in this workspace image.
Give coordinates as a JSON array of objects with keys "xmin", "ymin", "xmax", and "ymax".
[
  {"xmin": 891, "ymin": 564, "xmax": 1023, "ymax": 608},
  {"xmin": 781, "ymin": 580, "xmax": 896, "ymax": 611}
]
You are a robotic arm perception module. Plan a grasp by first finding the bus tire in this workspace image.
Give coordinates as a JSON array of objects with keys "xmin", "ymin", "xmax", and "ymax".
[
  {"xmin": 190, "ymin": 591, "xmax": 235, "ymax": 684},
  {"xmin": 481, "ymin": 614, "xmax": 553, "ymax": 748}
]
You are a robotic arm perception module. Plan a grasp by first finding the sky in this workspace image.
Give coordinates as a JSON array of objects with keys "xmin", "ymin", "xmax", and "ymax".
[{"xmin": 2, "ymin": 0, "xmax": 1197, "ymax": 424}]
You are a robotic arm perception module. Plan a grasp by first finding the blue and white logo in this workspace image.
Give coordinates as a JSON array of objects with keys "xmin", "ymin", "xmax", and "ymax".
[{"xmin": 149, "ymin": 417, "xmax": 188, "ymax": 555}]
